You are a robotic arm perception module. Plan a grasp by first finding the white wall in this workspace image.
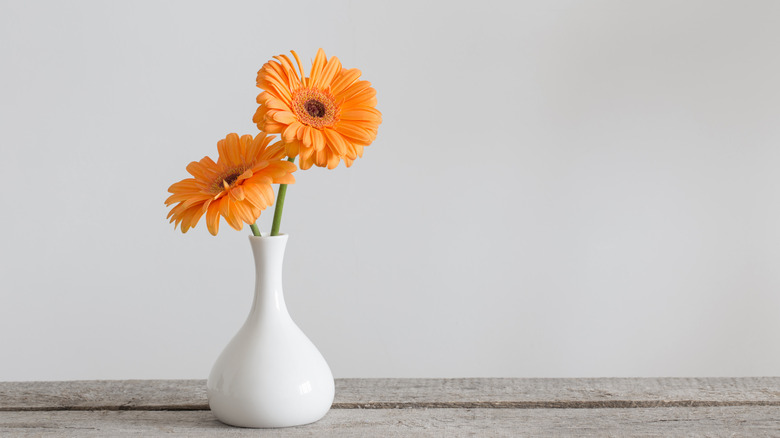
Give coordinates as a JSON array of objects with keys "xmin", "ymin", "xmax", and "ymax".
[{"xmin": 1, "ymin": 0, "xmax": 779, "ymax": 381}]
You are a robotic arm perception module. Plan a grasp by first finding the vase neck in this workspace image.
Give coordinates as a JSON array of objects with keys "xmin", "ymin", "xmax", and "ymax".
[{"xmin": 248, "ymin": 234, "xmax": 290, "ymax": 319}]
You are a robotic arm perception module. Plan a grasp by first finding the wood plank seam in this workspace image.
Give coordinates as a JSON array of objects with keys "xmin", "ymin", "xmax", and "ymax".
[{"xmin": 3, "ymin": 400, "xmax": 780, "ymax": 412}]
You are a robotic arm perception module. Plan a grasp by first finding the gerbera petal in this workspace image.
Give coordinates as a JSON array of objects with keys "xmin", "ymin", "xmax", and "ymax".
[
  {"xmin": 315, "ymin": 147, "xmax": 328, "ymax": 167},
  {"xmin": 239, "ymin": 135, "xmax": 253, "ymax": 160},
  {"xmin": 283, "ymin": 121, "xmax": 302, "ymax": 143},
  {"xmin": 247, "ymin": 174, "xmax": 273, "ymax": 185},
  {"xmin": 263, "ymin": 161, "xmax": 297, "ymax": 181},
  {"xmin": 253, "ymin": 106, "xmax": 269, "ymax": 125},
  {"xmin": 263, "ymin": 122, "xmax": 285, "ymax": 133},
  {"xmin": 330, "ymin": 68, "xmax": 362, "ymax": 96},
  {"xmin": 275, "ymin": 173, "xmax": 296, "ymax": 185},
  {"xmin": 256, "ymin": 180, "xmax": 276, "ymax": 205},
  {"xmin": 229, "ymin": 185, "xmax": 245, "ymax": 202},
  {"xmin": 261, "ymin": 61, "xmax": 284, "ymax": 81},
  {"xmin": 336, "ymin": 80, "xmax": 373, "ymax": 102},
  {"xmin": 261, "ymin": 184, "xmax": 275, "ymax": 207},
  {"xmin": 218, "ymin": 133, "xmax": 242, "ymax": 167},
  {"xmin": 246, "ymin": 134, "xmax": 264, "ymax": 161},
  {"xmin": 166, "ymin": 202, "xmax": 186, "ymax": 220},
  {"xmin": 231, "ymin": 199, "xmax": 255, "ymax": 224},
  {"xmin": 273, "ymin": 54, "xmax": 303, "ymax": 90},
  {"xmin": 309, "ymin": 48, "xmax": 327, "ymax": 87},
  {"xmin": 263, "ymin": 139, "xmax": 287, "ymax": 160},
  {"xmin": 178, "ymin": 194, "xmax": 213, "ymax": 210},
  {"xmin": 341, "ymin": 89, "xmax": 378, "ymax": 109},
  {"xmin": 260, "ymin": 75, "xmax": 293, "ymax": 104},
  {"xmin": 299, "ymin": 152, "xmax": 315, "ymax": 170},
  {"xmin": 265, "ymin": 109, "xmax": 281, "ymax": 122},
  {"xmin": 257, "ymin": 92, "xmax": 291, "ymax": 111},
  {"xmin": 326, "ymin": 152, "xmax": 340, "ymax": 169},
  {"xmin": 299, "ymin": 146, "xmax": 315, "ymax": 169},
  {"xmin": 313, "ymin": 54, "xmax": 342, "ymax": 89},
  {"xmin": 272, "ymin": 110, "xmax": 297, "ymax": 124},
  {"xmin": 165, "ymin": 192, "xmax": 193, "ymax": 206},
  {"xmin": 322, "ymin": 128, "xmax": 347, "ymax": 156},
  {"xmin": 181, "ymin": 205, "xmax": 206, "ymax": 233},
  {"xmin": 199, "ymin": 156, "xmax": 218, "ymax": 169},
  {"xmin": 284, "ymin": 140, "xmax": 301, "ymax": 158},
  {"xmin": 342, "ymin": 95, "xmax": 377, "ymax": 109},
  {"xmin": 167, "ymin": 178, "xmax": 199, "ymax": 194},
  {"xmin": 221, "ymin": 198, "xmax": 244, "ymax": 231},
  {"xmin": 256, "ymin": 91, "xmax": 273, "ymax": 105},
  {"xmin": 264, "ymin": 60, "xmax": 291, "ymax": 88},
  {"xmin": 335, "ymin": 122, "xmax": 374, "ymax": 144},
  {"xmin": 206, "ymin": 201, "xmax": 221, "ymax": 236},
  {"xmin": 166, "ymin": 186, "xmax": 205, "ymax": 202},
  {"xmin": 290, "ymin": 50, "xmax": 306, "ymax": 85},
  {"xmin": 243, "ymin": 183, "xmax": 270, "ymax": 208},
  {"xmin": 340, "ymin": 108, "xmax": 382, "ymax": 123},
  {"xmin": 186, "ymin": 160, "xmax": 214, "ymax": 181},
  {"xmin": 250, "ymin": 160, "xmax": 269, "ymax": 174},
  {"xmin": 343, "ymin": 139, "xmax": 358, "ymax": 159},
  {"xmin": 301, "ymin": 126, "xmax": 314, "ymax": 149},
  {"xmin": 311, "ymin": 128, "xmax": 326, "ymax": 151}
]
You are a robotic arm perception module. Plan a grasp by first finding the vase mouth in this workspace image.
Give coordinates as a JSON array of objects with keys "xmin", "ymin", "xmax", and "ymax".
[{"xmin": 248, "ymin": 233, "xmax": 288, "ymax": 239}]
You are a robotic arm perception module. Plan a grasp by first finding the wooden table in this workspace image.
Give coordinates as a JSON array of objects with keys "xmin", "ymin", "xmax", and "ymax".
[{"xmin": 1, "ymin": 378, "xmax": 779, "ymax": 436}]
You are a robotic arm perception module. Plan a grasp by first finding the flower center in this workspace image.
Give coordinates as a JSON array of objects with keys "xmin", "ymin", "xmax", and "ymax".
[
  {"xmin": 305, "ymin": 100, "xmax": 327, "ymax": 118},
  {"xmin": 222, "ymin": 170, "xmax": 242, "ymax": 186},
  {"xmin": 292, "ymin": 88, "xmax": 338, "ymax": 129},
  {"xmin": 211, "ymin": 168, "xmax": 246, "ymax": 194}
]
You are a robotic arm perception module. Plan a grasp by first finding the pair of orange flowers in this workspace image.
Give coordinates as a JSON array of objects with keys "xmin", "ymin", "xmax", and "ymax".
[{"xmin": 166, "ymin": 49, "xmax": 381, "ymax": 236}]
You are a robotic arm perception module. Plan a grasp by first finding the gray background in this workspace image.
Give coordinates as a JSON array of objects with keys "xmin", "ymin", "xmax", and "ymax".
[{"xmin": 1, "ymin": 0, "xmax": 779, "ymax": 380}]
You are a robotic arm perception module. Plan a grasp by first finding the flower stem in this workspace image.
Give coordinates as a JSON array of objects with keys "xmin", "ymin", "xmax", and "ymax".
[
  {"xmin": 250, "ymin": 223, "xmax": 261, "ymax": 237},
  {"xmin": 270, "ymin": 157, "xmax": 296, "ymax": 236}
]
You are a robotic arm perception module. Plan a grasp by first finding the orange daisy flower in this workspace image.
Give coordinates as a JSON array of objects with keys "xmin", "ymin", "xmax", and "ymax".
[
  {"xmin": 253, "ymin": 48, "xmax": 382, "ymax": 170},
  {"xmin": 165, "ymin": 133, "xmax": 296, "ymax": 236}
]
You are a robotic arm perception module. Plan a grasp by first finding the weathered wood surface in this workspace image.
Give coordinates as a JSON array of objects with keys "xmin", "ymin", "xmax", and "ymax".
[
  {"xmin": 1, "ymin": 378, "xmax": 779, "ymax": 436},
  {"xmin": 1, "ymin": 407, "xmax": 780, "ymax": 437},
  {"xmin": 2, "ymin": 378, "xmax": 780, "ymax": 411}
]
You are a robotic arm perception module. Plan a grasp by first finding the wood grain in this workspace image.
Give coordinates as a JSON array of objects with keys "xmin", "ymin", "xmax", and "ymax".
[
  {"xmin": 1, "ymin": 378, "xmax": 779, "ymax": 411},
  {"xmin": 1, "ymin": 407, "xmax": 779, "ymax": 437},
  {"xmin": 2, "ymin": 379, "xmax": 779, "ymax": 436}
]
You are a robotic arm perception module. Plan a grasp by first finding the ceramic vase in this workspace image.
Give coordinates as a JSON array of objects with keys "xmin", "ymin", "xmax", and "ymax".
[{"xmin": 207, "ymin": 234, "xmax": 334, "ymax": 428}]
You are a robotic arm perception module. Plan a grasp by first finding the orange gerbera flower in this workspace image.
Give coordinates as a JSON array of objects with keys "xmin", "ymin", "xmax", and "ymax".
[
  {"xmin": 166, "ymin": 133, "xmax": 296, "ymax": 235},
  {"xmin": 253, "ymin": 48, "xmax": 382, "ymax": 170}
]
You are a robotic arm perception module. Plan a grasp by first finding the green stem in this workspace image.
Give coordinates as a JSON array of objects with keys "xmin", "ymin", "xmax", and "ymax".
[
  {"xmin": 270, "ymin": 157, "xmax": 296, "ymax": 236},
  {"xmin": 250, "ymin": 223, "xmax": 261, "ymax": 237}
]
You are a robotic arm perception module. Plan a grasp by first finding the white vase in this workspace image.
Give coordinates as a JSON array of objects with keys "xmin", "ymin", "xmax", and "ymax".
[{"xmin": 207, "ymin": 234, "xmax": 335, "ymax": 428}]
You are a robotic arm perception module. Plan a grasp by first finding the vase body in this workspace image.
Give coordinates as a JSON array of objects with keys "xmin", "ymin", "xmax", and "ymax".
[{"xmin": 207, "ymin": 234, "xmax": 334, "ymax": 428}]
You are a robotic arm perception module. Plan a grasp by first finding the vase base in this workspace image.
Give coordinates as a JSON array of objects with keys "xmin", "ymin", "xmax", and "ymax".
[
  {"xmin": 207, "ymin": 378, "xmax": 335, "ymax": 429},
  {"xmin": 211, "ymin": 413, "xmax": 329, "ymax": 429}
]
